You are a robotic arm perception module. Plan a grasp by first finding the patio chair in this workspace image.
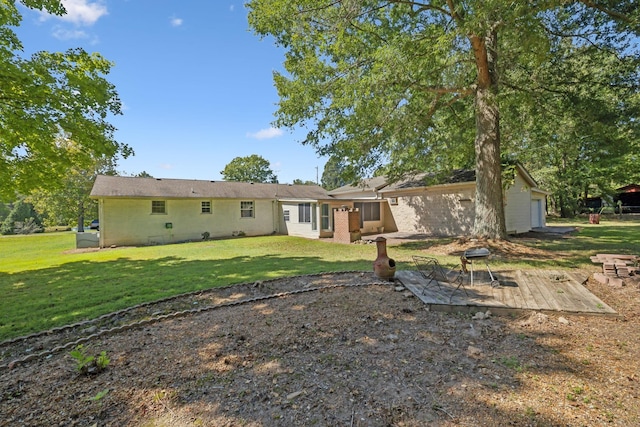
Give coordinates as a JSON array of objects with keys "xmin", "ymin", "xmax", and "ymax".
[{"xmin": 412, "ymin": 255, "xmax": 468, "ymax": 302}]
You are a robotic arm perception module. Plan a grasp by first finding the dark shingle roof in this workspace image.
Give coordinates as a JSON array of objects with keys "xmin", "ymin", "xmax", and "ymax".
[
  {"xmin": 380, "ymin": 169, "xmax": 476, "ymax": 192},
  {"xmin": 90, "ymin": 175, "xmax": 330, "ymax": 200},
  {"xmin": 327, "ymin": 176, "xmax": 389, "ymax": 195}
]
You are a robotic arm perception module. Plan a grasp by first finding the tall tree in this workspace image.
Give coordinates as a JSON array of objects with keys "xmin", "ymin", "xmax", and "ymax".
[
  {"xmin": 0, "ymin": 0, "xmax": 132, "ymax": 200},
  {"xmin": 248, "ymin": 0, "xmax": 638, "ymax": 238},
  {"xmin": 503, "ymin": 40, "xmax": 640, "ymax": 216},
  {"xmin": 29, "ymin": 152, "xmax": 118, "ymax": 231},
  {"xmin": 321, "ymin": 156, "xmax": 348, "ymax": 190},
  {"xmin": 0, "ymin": 202, "xmax": 9, "ymax": 223},
  {"xmin": 221, "ymin": 155, "xmax": 278, "ymax": 183},
  {"xmin": 0, "ymin": 199, "xmax": 43, "ymax": 235},
  {"xmin": 293, "ymin": 179, "xmax": 317, "ymax": 185},
  {"xmin": 134, "ymin": 171, "xmax": 154, "ymax": 178}
]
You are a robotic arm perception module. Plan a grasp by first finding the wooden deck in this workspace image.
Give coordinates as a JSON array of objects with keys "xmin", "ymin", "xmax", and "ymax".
[{"xmin": 396, "ymin": 269, "xmax": 617, "ymax": 316}]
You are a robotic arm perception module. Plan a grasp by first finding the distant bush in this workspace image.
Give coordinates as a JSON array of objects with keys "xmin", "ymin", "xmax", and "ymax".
[{"xmin": 0, "ymin": 200, "xmax": 44, "ymax": 235}]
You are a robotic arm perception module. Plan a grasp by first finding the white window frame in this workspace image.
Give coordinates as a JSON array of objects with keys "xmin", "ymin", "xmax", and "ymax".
[
  {"xmin": 201, "ymin": 201, "xmax": 212, "ymax": 214},
  {"xmin": 321, "ymin": 203, "xmax": 330, "ymax": 230},
  {"xmin": 298, "ymin": 203, "xmax": 311, "ymax": 223}
]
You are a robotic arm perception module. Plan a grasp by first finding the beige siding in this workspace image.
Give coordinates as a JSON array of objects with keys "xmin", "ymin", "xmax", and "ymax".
[
  {"xmin": 278, "ymin": 202, "xmax": 320, "ymax": 239},
  {"xmin": 388, "ymin": 187, "xmax": 475, "ymax": 236},
  {"xmin": 99, "ymin": 198, "xmax": 275, "ymax": 247},
  {"xmin": 381, "ymin": 201, "xmax": 399, "ymax": 233},
  {"xmin": 504, "ymin": 174, "xmax": 532, "ymax": 234}
]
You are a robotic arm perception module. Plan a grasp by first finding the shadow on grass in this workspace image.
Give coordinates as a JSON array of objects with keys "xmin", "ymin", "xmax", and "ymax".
[
  {"xmin": 391, "ymin": 224, "xmax": 640, "ymax": 270},
  {"xmin": 0, "ymin": 254, "xmax": 371, "ymax": 341}
]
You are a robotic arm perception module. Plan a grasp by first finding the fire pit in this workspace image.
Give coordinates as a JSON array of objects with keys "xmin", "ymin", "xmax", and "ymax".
[{"xmin": 373, "ymin": 237, "xmax": 396, "ymax": 281}]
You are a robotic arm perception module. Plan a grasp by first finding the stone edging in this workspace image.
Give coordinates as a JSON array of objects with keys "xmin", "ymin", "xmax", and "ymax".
[{"xmin": 0, "ymin": 272, "xmax": 395, "ymax": 371}]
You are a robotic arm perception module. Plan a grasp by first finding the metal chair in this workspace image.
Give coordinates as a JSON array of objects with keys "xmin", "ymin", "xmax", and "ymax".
[{"xmin": 412, "ymin": 255, "xmax": 468, "ymax": 302}]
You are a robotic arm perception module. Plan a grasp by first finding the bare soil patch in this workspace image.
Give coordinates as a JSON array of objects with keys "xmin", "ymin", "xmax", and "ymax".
[{"xmin": 2, "ymin": 240, "xmax": 640, "ymax": 426}]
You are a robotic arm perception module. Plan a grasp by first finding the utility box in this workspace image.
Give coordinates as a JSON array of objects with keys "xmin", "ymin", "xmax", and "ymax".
[{"xmin": 76, "ymin": 232, "xmax": 99, "ymax": 248}]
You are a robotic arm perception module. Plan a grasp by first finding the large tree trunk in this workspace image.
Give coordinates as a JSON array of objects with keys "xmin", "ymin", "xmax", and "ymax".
[{"xmin": 470, "ymin": 29, "xmax": 507, "ymax": 239}]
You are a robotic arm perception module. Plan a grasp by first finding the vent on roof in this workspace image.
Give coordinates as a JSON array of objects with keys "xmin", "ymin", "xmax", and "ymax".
[{"xmin": 156, "ymin": 178, "xmax": 162, "ymax": 181}]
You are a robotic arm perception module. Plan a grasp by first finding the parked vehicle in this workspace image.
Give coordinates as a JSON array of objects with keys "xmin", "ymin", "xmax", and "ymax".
[{"xmin": 89, "ymin": 219, "xmax": 99, "ymax": 230}]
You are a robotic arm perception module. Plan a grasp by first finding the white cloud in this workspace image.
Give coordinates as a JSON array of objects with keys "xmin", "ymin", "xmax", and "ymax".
[
  {"xmin": 52, "ymin": 26, "xmax": 88, "ymax": 40},
  {"xmin": 170, "ymin": 17, "xmax": 183, "ymax": 27},
  {"xmin": 229, "ymin": 5, "xmax": 235, "ymax": 12},
  {"xmin": 43, "ymin": 0, "xmax": 108, "ymax": 26},
  {"xmin": 246, "ymin": 127, "xmax": 283, "ymax": 140},
  {"xmin": 159, "ymin": 163, "xmax": 174, "ymax": 170}
]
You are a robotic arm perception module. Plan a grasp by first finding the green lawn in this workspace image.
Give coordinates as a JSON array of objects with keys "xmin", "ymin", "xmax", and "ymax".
[{"xmin": 1, "ymin": 217, "xmax": 639, "ymax": 341}]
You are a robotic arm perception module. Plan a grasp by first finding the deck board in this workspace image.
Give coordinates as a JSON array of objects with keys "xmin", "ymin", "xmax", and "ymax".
[{"xmin": 396, "ymin": 269, "xmax": 617, "ymax": 316}]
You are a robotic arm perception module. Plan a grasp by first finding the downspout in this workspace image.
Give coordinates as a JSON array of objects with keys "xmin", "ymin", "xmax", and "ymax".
[{"xmin": 98, "ymin": 199, "xmax": 104, "ymax": 248}]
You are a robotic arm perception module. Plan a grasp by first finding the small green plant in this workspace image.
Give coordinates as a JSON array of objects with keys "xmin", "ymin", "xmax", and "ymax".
[
  {"xmin": 566, "ymin": 385, "xmax": 585, "ymax": 402},
  {"xmin": 87, "ymin": 389, "xmax": 109, "ymax": 402},
  {"xmin": 571, "ymin": 385, "xmax": 584, "ymax": 395},
  {"xmin": 69, "ymin": 345, "xmax": 94, "ymax": 373},
  {"xmin": 500, "ymin": 356, "xmax": 524, "ymax": 372},
  {"xmin": 96, "ymin": 351, "xmax": 110, "ymax": 370},
  {"xmin": 69, "ymin": 345, "xmax": 110, "ymax": 375}
]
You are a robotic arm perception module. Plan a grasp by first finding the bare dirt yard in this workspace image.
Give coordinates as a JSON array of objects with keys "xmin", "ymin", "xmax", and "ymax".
[{"xmin": 1, "ymin": 236, "xmax": 639, "ymax": 426}]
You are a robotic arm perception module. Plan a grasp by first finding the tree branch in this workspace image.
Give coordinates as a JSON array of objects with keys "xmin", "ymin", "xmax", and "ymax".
[{"xmin": 578, "ymin": 0, "xmax": 635, "ymax": 24}]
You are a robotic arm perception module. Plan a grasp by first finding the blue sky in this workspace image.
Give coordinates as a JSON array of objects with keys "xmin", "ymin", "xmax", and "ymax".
[{"xmin": 17, "ymin": 0, "xmax": 327, "ymax": 184}]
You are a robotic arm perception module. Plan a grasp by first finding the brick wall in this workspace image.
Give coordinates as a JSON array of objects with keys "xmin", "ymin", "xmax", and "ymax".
[{"xmin": 333, "ymin": 208, "xmax": 361, "ymax": 243}]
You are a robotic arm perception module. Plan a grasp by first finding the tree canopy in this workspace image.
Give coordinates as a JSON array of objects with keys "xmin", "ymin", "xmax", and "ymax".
[
  {"xmin": 292, "ymin": 179, "xmax": 318, "ymax": 186},
  {"xmin": 221, "ymin": 154, "xmax": 278, "ymax": 183},
  {"xmin": 321, "ymin": 156, "xmax": 348, "ymax": 190},
  {"xmin": 248, "ymin": 0, "xmax": 639, "ymax": 235},
  {"xmin": 0, "ymin": 199, "xmax": 43, "ymax": 235},
  {"xmin": 0, "ymin": 0, "xmax": 131, "ymax": 200},
  {"xmin": 29, "ymin": 152, "xmax": 118, "ymax": 230}
]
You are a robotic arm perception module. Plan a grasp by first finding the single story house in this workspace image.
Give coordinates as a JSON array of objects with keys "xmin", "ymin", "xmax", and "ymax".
[
  {"xmin": 90, "ymin": 164, "xmax": 548, "ymax": 247},
  {"xmin": 327, "ymin": 163, "xmax": 548, "ymax": 237},
  {"xmin": 90, "ymin": 175, "xmax": 344, "ymax": 247}
]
